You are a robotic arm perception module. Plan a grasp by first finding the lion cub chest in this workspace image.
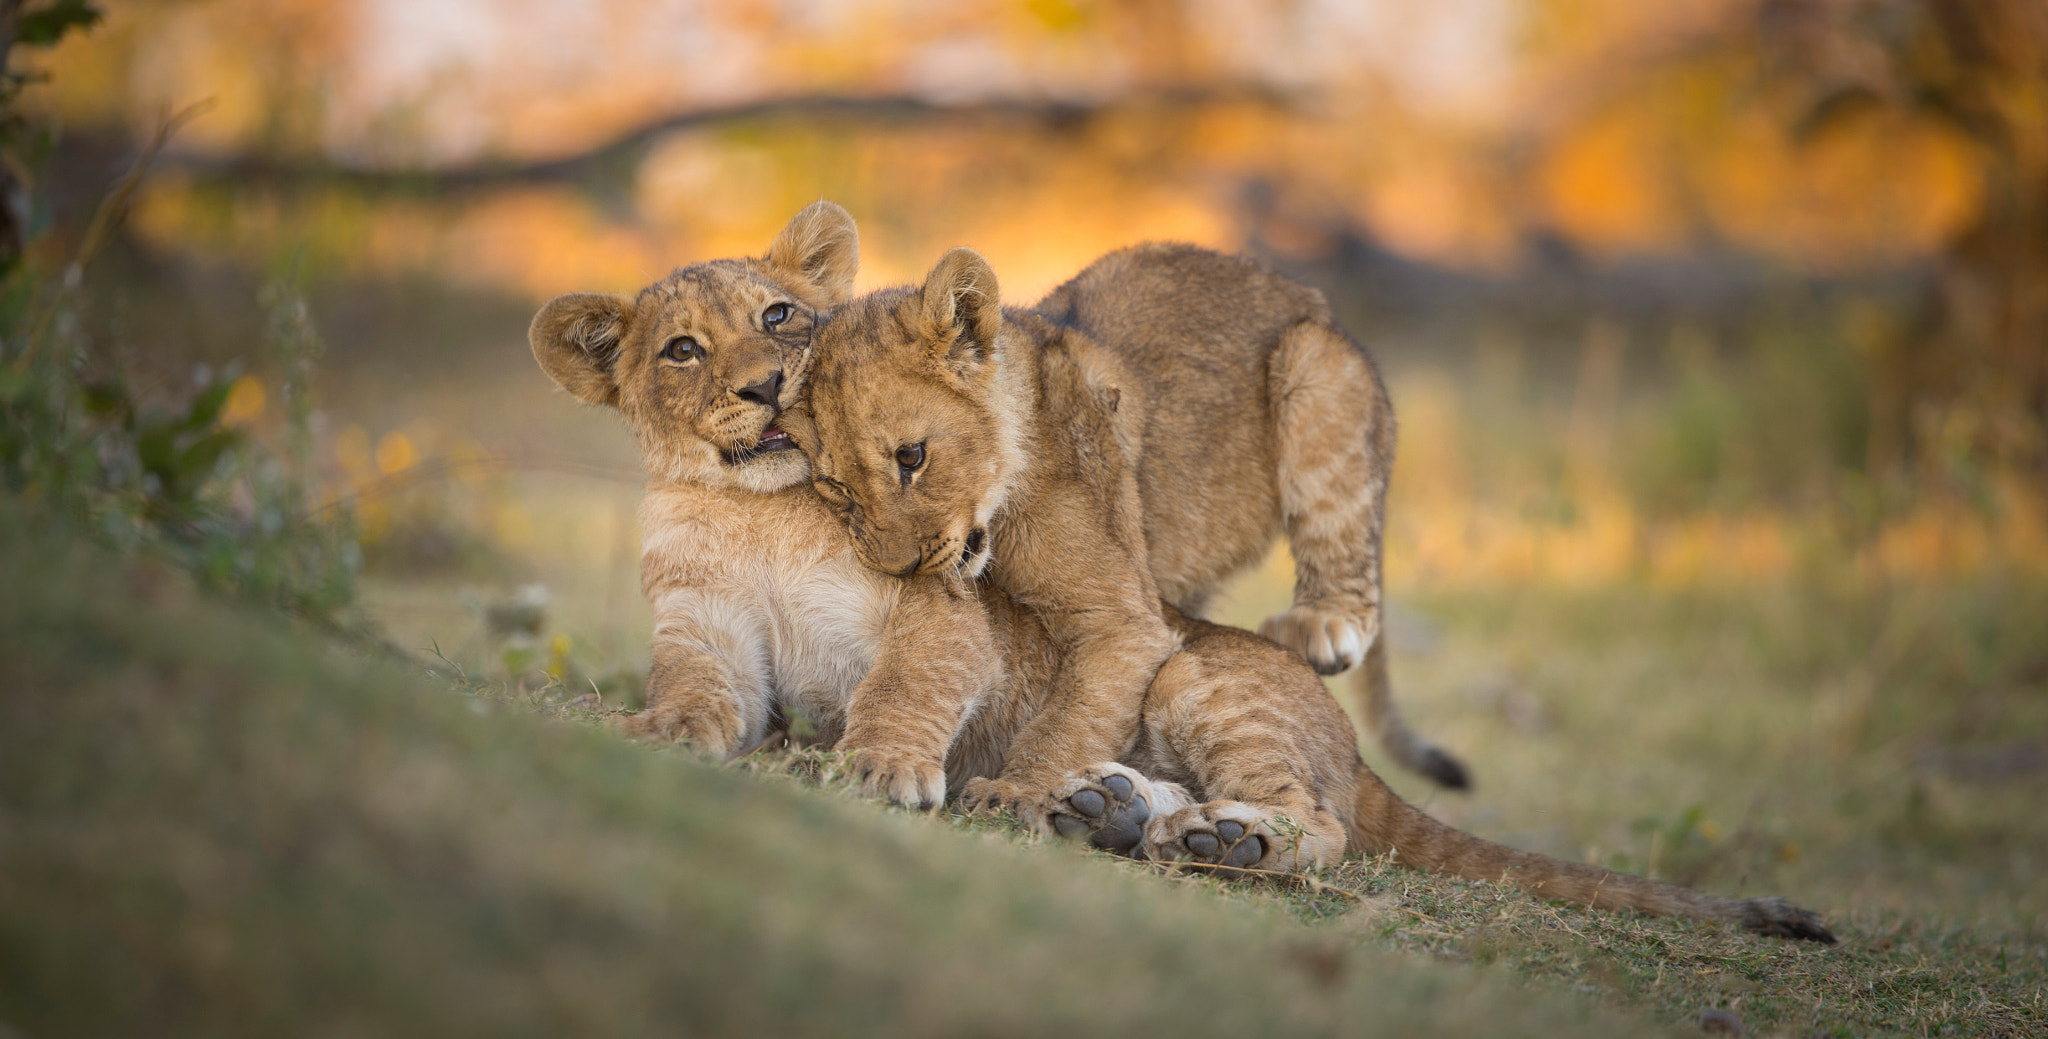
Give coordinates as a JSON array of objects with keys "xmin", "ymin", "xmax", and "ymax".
[{"xmin": 639, "ymin": 483, "xmax": 901, "ymax": 742}]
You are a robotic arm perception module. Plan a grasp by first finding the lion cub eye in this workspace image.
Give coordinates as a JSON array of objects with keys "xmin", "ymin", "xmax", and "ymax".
[
  {"xmin": 762, "ymin": 303, "xmax": 793, "ymax": 330},
  {"xmin": 662, "ymin": 336, "xmax": 703, "ymax": 363},
  {"xmin": 894, "ymin": 442, "xmax": 926, "ymax": 473}
]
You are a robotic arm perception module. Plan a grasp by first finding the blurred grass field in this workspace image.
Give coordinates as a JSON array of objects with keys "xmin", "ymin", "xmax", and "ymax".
[{"xmin": 6, "ymin": 266, "xmax": 2045, "ymax": 1035}]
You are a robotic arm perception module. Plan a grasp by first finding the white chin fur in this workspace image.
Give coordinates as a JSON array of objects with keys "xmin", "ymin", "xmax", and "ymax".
[
  {"xmin": 728, "ymin": 451, "xmax": 813, "ymax": 493},
  {"xmin": 647, "ymin": 438, "xmax": 812, "ymax": 493},
  {"xmin": 960, "ymin": 544, "xmax": 993, "ymax": 579}
]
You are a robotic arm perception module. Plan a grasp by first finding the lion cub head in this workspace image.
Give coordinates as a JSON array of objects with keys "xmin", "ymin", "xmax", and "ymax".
[
  {"xmin": 529, "ymin": 201, "xmax": 860, "ymax": 492},
  {"xmin": 796, "ymin": 247, "xmax": 1027, "ymax": 577}
]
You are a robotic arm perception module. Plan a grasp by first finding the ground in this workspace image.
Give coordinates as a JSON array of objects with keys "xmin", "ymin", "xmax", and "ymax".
[{"xmin": 6, "ymin": 496, "xmax": 2037, "ymax": 1036}]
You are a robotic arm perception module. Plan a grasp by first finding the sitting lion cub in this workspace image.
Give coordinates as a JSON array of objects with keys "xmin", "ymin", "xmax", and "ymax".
[{"xmin": 528, "ymin": 202, "xmax": 1000, "ymax": 806}]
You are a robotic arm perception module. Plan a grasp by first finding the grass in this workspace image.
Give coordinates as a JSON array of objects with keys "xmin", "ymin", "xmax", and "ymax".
[
  {"xmin": 334, "ymin": 541, "xmax": 2048, "ymax": 1037},
  {"xmin": 317, "ymin": 496, "xmax": 2048, "ymax": 1037},
  {"xmin": 6, "ymin": 482, "xmax": 2044, "ymax": 1039},
  {"xmin": 0, "ymin": 507, "xmax": 1672, "ymax": 1038},
  {"xmin": 5, "ymin": 241, "xmax": 2041, "ymax": 1034},
  {"xmin": 1202, "ymin": 565, "xmax": 2048, "ymax": 1036}
]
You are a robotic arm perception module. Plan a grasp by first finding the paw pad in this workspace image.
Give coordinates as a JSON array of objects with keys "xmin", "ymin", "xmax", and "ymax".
[
  {"xmin": 1069, "ymin": 789, "xmax": 1106, "ymax": 817},
  {"xmin": 1221, "ymin": 835, "xmax": 1265, "ymax": 868},
  {"xmin": 1046, "ymin": 767, "xmax": 1153, "ymax": 856},
  {"xmin": 1149, "ymin": 804, "xmax": 1271, "ymax": 870}
]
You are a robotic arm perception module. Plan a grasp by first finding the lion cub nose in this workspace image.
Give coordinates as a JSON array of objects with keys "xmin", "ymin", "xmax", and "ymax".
[{"xmin": 734, "ymin": 370, "xmax": 784, "ymax": 407}]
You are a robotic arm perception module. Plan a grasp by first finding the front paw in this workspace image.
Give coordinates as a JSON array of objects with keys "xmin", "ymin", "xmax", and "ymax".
[
  {"xmin": 615, "ymin": 699, "xmax": 738, "ymax": 756},
  {"xmin": 845, "ymin": 744, "xmax": 947, "ymax": 807},
  {"xmin": 1042, "ymin": 763, "xmax": 1157, "ymax": 855},
  {"xmin": 959, "ymin": 777, "xmax": 1046, "ymax": 818}
]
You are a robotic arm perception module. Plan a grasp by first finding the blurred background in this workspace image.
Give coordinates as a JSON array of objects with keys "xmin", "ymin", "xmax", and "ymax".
[{"xmin": 19, "ymin": 0, "xmax": 2047, "ymax": 926}]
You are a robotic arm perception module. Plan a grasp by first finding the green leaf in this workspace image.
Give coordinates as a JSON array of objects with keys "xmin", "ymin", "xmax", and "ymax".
[
  {"xmin": 16, "ymin": 0, "xmax": 102, "ymax": 47},
  {"xmin": 174, "ymin": 429, "xmax": 241, "ymax": 490},
  {"xmin": 179, "ymin": 370, "xmax": 238, "ymax": 432},
  {"xmin": 0, "ymin": 366, "xmax": 32, "ymax": 404},
  {"xmin": 77, "ymin": 378, "xmax": 131, "ymax": 418},
  {"xmin": 135, "ymin": 423, "xmax": 176, "ymax": 484}
]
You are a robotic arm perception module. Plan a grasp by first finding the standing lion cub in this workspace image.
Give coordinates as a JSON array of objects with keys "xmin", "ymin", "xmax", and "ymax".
[{"xmin": 784, "ymin": 243, "xmax": 1832, "ymax": 941}]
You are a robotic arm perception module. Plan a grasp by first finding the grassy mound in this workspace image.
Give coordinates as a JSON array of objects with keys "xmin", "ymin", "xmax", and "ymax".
[{"xmin": 0, "ymin": 513, "xmax": 1658, "ymax": 1038}]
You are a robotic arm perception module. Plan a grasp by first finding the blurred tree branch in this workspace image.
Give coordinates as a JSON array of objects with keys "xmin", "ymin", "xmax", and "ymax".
[{"xmin": 110, "ymin": 85, "xmax": 1299, "ymax": 196}]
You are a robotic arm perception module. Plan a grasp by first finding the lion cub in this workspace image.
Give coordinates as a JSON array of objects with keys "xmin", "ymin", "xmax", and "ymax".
[
  {"xmin": 1041, "ymin": 244, "xmax": 1464, "ymax": 788},
  {"xmin": 798, "ymin": 246, "xmax": 1464, "ymax": 808},
  {"xmin": 794, "ymin": 253, "xmax": 1833, "ymax": 941},
  {"xmin": 802, "ymin": 243, "xmax": 1467, "ymax": 793},
  {"xmin": 529, "ymin": 202, "xmax": 998, "ymax": 805}
]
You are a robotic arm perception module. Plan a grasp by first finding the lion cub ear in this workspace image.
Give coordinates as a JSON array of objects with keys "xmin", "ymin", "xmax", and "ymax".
[
  {"xmin": 766, "ymin": 200, "xmax": 860, "ymax": 307},
  {"xmin": 530, "ymin": 292, "xmax": 634, "ymax": 408},
  {"xmin": 918, "ymin": 247, "xmax": 1002, "ymax": 370}
]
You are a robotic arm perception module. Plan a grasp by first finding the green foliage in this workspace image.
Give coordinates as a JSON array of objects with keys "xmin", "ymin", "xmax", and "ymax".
[
  {"xmin": 13, "ymin": 0, "xmax": 102, "ymax": 48},
  {"xmin": 1617, "ymin": 316, "xmax": 1875, "ymax": 518},
  {"xmin": 0, "ymin": 7, "xmax": 358, "ymax": 618},
  {"xmin": 0, "ymin": 2, "xmax": 102, "ymax": 273},
  {"xmin": 0, "ymin": 264, "xmax": 361, "ymax": 616}
]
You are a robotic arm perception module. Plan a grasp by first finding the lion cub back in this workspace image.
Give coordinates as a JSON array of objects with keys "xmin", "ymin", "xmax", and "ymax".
[{"xmin": 1032, "ymin": 243, "xmax": 1334, "ymax": 607}]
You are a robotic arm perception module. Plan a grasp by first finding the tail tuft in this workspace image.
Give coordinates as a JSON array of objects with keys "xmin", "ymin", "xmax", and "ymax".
[
  {"xmin": 1736, "ymin": 898, "xmax": 1837, "ymax": 943},
  {"xmin": 1416, "ymin": 747, "xmax": 1471, "ymax": 791}
]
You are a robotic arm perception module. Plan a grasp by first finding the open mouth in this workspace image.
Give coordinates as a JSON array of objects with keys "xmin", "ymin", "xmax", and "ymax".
[{"xmin": 721, "ymin": 425, "xmax": 798, "ymax": 466}]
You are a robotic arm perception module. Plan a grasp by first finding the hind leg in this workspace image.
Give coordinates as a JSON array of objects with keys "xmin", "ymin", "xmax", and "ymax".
[
  {"xmin": 1265, "ymin": 320, "xmax": 1467, "ymax": 788},
  {"xmin": 1144, "ymin": 799, "xmax": 1319, "ymax": 871},
  {"xmin": 1136, "ymin": 648, "xmax": 1350, "ymax": 872}
]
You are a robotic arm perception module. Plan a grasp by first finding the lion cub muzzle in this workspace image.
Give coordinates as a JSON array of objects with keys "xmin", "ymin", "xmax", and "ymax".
[{"xmin": 705, "ymin": 351, "xmax": 803, "ymax": 466}]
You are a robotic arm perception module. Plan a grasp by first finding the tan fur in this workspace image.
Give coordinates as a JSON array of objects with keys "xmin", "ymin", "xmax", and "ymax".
[
  {"xmin": 533, "ymin": 212, "xmax": 1830, "ymax": 941},
  {"xmin": 796, "ymin": 250, "xmax": 1182, "ymax": 809},
  {"xmin": 529, "ymin": 203, "xmax": 1001, "ymax": 806},
  {"xmin": 1038, "ymin": 244, "xmax": 1466, "ymax": 786},
  {"xmin": 794, "ymin": 242, "xmax": 1831, "ymax": 940},
  {"xmin": 808, "ymin": 242, "xmax": 1467, "ymax": 789}
]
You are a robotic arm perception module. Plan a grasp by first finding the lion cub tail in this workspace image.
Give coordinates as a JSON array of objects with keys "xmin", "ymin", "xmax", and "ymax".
[{"xmin": 1345, "ymin": 765, "xmax": 1836, "ymax": 943}]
